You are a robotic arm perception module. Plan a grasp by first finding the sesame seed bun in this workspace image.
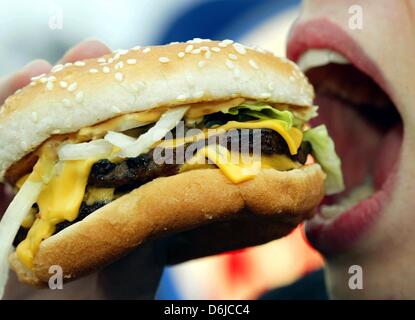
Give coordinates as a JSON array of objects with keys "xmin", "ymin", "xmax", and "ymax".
[
  {"xmin": 10, "ymin": 165, "xmax": 324, "ymax": 286},
  {"xmin": 0, "ymin": 39, "xmax": 314, "ymax": 181}
]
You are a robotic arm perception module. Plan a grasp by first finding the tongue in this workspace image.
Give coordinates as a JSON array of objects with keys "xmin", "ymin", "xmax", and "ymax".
[{"xmin": 311, "ymin": 94, "xmax": 401, "ymax": 194}]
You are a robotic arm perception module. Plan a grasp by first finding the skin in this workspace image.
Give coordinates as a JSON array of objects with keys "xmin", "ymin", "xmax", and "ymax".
[
  {"xmin": 290, "ymin": 0, "xmax": 415, "ymax": 299},
  {"xmin": 1, "ymin": 40, "xmax": 164, "ymax": 300}
]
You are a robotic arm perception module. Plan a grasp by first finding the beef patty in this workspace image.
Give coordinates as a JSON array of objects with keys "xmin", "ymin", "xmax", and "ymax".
[{"xmin": 89, "ymin": 129, "xmax": 311, "ymax": 190}]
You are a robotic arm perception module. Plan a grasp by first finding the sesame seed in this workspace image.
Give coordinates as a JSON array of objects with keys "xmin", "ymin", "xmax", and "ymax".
[
  {"xmin": 211, "ymin": 47, "xmax": 221, "ymax": 53},
  {"xmin": 260, "ymin": 92, "xmax": 271, "ymax": 99},
  {"xmin": 46, "ymin": 81, "xmax": 54, "ymax": 90},
  {"xmin": 228, "ymin": 53, "xmax": 238, "ymax": 60},
  {"xmin": 68, "ymin": 82, "xmax": 78, "ymax": 92},
  {"xmin": 132, "ymin": 45, "xmax": 141, "ymax": 51},
  {"xmin": 200, "ymin": 46, "xmax": 209, "ymax": 51},
  {"xmin": 223, "ymin": 39, "xmax": 234, "ymax": 45},
  {"xmin": 75, "ymin": 91, "xmax": 84, "ymax": 103},
  {"xmin": 89, "ymin": 68, "xmax": 98, "ymax": 74},
  {"xmin": 198, "ymin": 60, "xmax": 207, "ymax": 68},
  {"xmin": 65, "ymin": 62, "xmax": 73, "ymax": 67},
  {"xmin": 47, "ymin": 76, "xmax": 56, "ymax": 82},
  {"xmin": 52, "ymin": 129, "xmax": 61, "ymax": 134},
  {"xmin": 115, "ymin": 72, "xmax": 124, "ymax": 81},
  {"xmin": 193, "ymin": 90, "xmax": 204, "ymax": 98},
  {"xmin": 204, "ymin": 51, "xmax": 212, "ymax": 59},
  {"xmin": 169, "ymin": 41, "xmax": 179, "ymax": 45},
  {"xmin": 143, "ymin": 47, "xmax": 151, "ymax": 53},
  {"xmin": 51, "ymin": 64, "xmax": 64, "ymax": 73},
  {"xmin": 31, "ymin": 73, "xmax": 46, "ymax": 81},
  {"xmin": 113, "ymin": 53, "xmax": 121, "ymax": 61},
  {"xmin": 74, "ymin": 61, "xmax": 86, "ymax": 67},
  {"xmin": 176, "ymin": 94, "xmax": 188, "ymax": 101},
  {"xmin": 62, "ymin": 98, "xmax": 72, "ymax": 107},
  {"xmin": 191, "ymin": 48, "xmax": 201, "ymax": 54},
  {"xmin": 185, "ymin": 44, "xmax": 194, "ymax": 53},
  {"xmin": 107, "ymin": 58, "xmax": 114, "ymax": 64},
  {"xmin": 60, "ymin": 81, "xmax": 68, "ymax": 88},
  {"xmin": 115, "ymin": 61, "xmax": 124, "ymax": 69},
  {"xmin": 127, "ymin": 59, "xmax": 137, "ymax": 65},
  {"xmin": 98, "ymin": 57, "xmax": 106, "ymax": 63},
  {"xmin": 178, "ymin": 52, "xmax": 185, "ymax": 58},
  {"xmin": 159, "ymin": 57, "xmax": 170, "ymax": 63},
  {"xmin": 233, "ymin": 43, "xmax": 246, "ymax": 55},
  {"xmin": 193, "ymin": 38, "xmax": 204, "ymax": 43},
  {"xmin": 15, "ymin": 88, "xmax": 22, "ymax": 94},
  {"xmin": 225, "ymin": 59, "xmax": 235, "ymax": 69},
  {"xmin": 40, "ymin": 77, "xmax": 48, "ymax": 84},
  {"xmin": 118, "ymin": 49, "xmax": 129, "ymax": 55},
  {"xmin": 102, "ymin": 66, "xmax": 110, "ymax": 73},
  {"xmin": 30, "ymin": 81, "xmax": 36, "ymax": 86},
  {"xmin": 218, "ymin": 42, "xmax": 228, "ymax": 48},
  {"xmin": 249, "ymin": 59, "xmax": 259, "ymax": 70}
]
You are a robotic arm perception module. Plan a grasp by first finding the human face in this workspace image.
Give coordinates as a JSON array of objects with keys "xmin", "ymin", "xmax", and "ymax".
[{"xmin": 287, "ymin": 0, "xmax": 415, "ymax": 299}]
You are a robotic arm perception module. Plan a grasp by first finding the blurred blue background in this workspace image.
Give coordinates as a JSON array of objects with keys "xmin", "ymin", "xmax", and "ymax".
[{"xmin": 1, "ymin": 0, "xmax": 327, "ymax": 300}]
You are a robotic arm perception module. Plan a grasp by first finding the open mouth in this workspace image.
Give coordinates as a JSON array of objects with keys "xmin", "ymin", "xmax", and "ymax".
[{"xmin": 287, "ymin": 20, "xmax": 403, "ymax": 255}]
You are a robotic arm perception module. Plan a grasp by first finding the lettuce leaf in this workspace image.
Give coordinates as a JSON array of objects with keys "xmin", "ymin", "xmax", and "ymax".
[
  {"xmin": 303, "ymin": 125, "xmax": 345, "ymax": 195},
  {"xmin": 225, "ymin": 103, "xmax": 294, "ymax": 129}
]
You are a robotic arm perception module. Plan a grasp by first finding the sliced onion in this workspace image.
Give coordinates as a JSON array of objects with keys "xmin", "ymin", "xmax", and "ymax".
[
  {"xmin": 58, "ymin": 139, "xmax": 113, "ymax": 160},
  {"xmin": 0, "ymin": 179, "xmax": 44, "ymax": 299},
  {"xmin": 120, "ymin": 107, "xmax": 189, "ymax": 158},
  {"xmin": 104, "ymin": 131, "xmax": 135, "ymax": 149}
]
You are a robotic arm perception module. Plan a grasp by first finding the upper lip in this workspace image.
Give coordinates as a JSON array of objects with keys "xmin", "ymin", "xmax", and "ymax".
[{"xmin": 287, "ymin": 18, "xmax": 396, "ymax": 108}]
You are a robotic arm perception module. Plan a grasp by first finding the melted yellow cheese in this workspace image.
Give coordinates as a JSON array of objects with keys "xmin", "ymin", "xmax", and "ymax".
[
  {"xmin": 21, "ymin": 207, "xmax": 37, "ymax": 229},
  {"xmin": 185, "ymin": 146, "xmax": 301, "ymax": 183},
  {"xmin": 85, "ymin": 187, "xmax": 115, "ymax": 205},
  {"xmin": 157, "ymin": 119, "xmax": 303, "ymax": 155},
  {"xmin": 199, "ymin": 145, "xmax": 262, "ymax": 183},
  {"xmin": 217, "ymin": 120, "xmax": 303, "ymax": 155},
  {"xmin": 261, "ymin": 154, "xmax": 301, "ymax": 170},
  {"xmin": 16, "ymin": 159, "xmax": 95, "ymax": 269}
]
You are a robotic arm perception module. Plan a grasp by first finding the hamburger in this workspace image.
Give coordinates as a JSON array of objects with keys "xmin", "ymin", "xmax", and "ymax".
[{"xmin": 0, "ymin": 39, "xmax": 343, "ymax": 295}]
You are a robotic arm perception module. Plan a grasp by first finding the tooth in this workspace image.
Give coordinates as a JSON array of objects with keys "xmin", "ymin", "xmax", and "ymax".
[
  {"xmin": 297, "ymin": 49, "xmax": 350, "ymax": 72},
  {"xmin": 320, "ymin": 179, "xmax": 374, "ymax": 219}
]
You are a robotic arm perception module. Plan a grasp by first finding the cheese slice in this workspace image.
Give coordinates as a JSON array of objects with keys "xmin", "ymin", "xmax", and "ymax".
[
  {"xmin": 157, "ymin": 119, "xmax": 303, "ymax": 155},
  {"xmin": 198, "ymin": 145, "xmax": 262, "ymax": 183},
  {"xmin": 16, "ymin": 159, "xmax": 95, "ymax": 269}
]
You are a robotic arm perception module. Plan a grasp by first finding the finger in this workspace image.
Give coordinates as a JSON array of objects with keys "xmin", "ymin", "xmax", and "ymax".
[
  {"xmin": 59, "ymin": 39, "xmax": 112, "ymax": 63},
  {"xmin": 0, "ymin": 60, "xmax": 52, "ymax": 105},
  {"xmin": 97, "ymin": 241, "xmax": 165, "ymax": 299}
]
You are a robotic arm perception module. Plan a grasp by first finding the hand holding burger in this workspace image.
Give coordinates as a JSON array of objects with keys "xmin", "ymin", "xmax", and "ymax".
[{"xmin": 0, "ymin": 38, "xmax": 344, "ymax": 298}]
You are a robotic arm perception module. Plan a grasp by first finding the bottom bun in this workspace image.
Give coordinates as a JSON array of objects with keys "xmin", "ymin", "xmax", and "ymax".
[{"xmin": 10, "ymin": 164, "xmax": 324, "ymax": 286}]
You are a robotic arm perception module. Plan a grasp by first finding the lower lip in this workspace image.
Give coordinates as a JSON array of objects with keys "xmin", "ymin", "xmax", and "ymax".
[{"xmin": 305, "ymin": 166, "xmax": 397, "ymax": 256}]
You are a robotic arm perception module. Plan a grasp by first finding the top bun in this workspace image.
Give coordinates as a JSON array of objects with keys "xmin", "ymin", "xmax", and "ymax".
[{"xmin": 0, "ymin": 39, "xmax": 314, "ymax": 181}]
